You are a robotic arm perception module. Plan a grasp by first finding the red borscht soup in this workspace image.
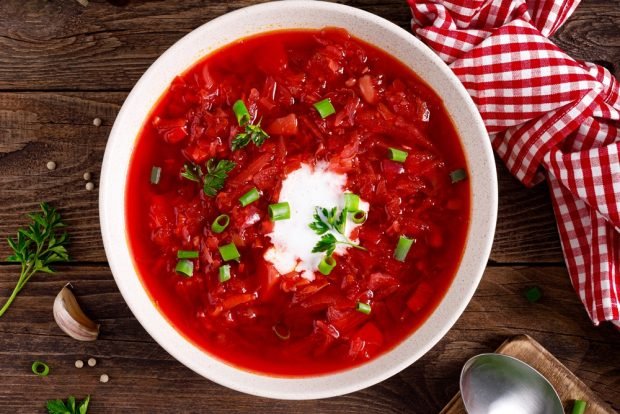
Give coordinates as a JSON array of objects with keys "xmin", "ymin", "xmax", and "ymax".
[{"xmin": 126, "ymin": 28, "xmax": 470, "ymax": 376}]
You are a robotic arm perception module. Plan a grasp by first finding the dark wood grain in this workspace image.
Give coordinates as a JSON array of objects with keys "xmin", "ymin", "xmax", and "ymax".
[
  {"xmin": 551, "ymin": 0, "xmax": 620, "ymax": 77},
  {"xmin": 0, "ymin": 265, "xmax": 618, "ymax": 413},
  {"xmin": 0, "ymin": 0, "xmax": 411, "ymax": 91},
  {"xmin": 0, "ymin": 0, "xmax": 617, "ymax": 91},
  {"xmin": 0, "ymin": 92, "xmax": 563, "ymax": 263}
]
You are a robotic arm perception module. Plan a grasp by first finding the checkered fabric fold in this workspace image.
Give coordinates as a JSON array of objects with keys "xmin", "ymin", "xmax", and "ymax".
[{"xmin": 408, "ymin": 0, "xmax": 620, "ymax": 327}]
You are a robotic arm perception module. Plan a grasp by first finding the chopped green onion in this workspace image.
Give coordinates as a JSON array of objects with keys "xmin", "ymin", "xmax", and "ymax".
[
  {"xmin": 344, "ymin": 193, "xmax": 360, "ymax": 211},
  {"xmin": 450, "ymin": 168, "xmax": 467, "ymax": 183},
  {"xmin": 219, "ymin": 264, "xmax": 231, "ymax": 283},
  {"xmin": 394, "ymin": 235, "xmax": 414, "ymax": 262},
  {"xmin": 571, "ymin": 400, "xmax": 587, "ymax": 414},
  {"xmin": 239, "ymin": 187, "xmax": 260, "ymax": 207},
  {"xmin": 351, "ymin": 210, "xmax": 367, "ymax": 224},
  {"xmin": 233, "ymin": 99, "xmax": 250, "ymax": 126},
  {"xmin": 175, "ymin": 259, "xmax": 194, "ymax": 277},
  {"xmin": 318, "ymin": 255, "xmax": 336, "ymax": 275},
  {"xmin": 211, "ymin": 214, "xmax": 230, "ymax": 233},
  {"xmin": 31, "ymin": 361, "xmax": 49, "ymax": 377},
  {"xmin": 272, "ymin": 324, "xmax": 290, "ymax": 340},
  {"xmin": 219, "ymin": 242, "xmax": 240, "ymax": 262},
  {"xmin": 388, "ymin": 147, "xmax": 408, "ymax": 163},
  {"xmin": 524, "ymin": 286, "xmax": 543, "ymax": 303},
  {"xmin": 356, "ymin": 302, "xmax": 371, "ymax": 315},
  {"xmin": 177, "ymin": 250, "xmax": 199, "ymax": 259},
  {"xmin": 268, "ymin": 202, "xmax": 291, "ymax": 221},
  {"xmin": 313, "ymin": 98, "xmax": 336, "ymax": 118},
  {"xmin": 150, "ymin": 166, "xmax": 162, "ymax": 184}
]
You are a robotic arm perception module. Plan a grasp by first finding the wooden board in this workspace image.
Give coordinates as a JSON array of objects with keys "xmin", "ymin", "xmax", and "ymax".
[{"xmin": 440, "ymin": 335, "xmax": 617, "ymax": 414}]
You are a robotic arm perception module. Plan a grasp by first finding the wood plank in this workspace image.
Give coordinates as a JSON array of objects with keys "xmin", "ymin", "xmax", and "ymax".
[
  {"xmin": 440, "ymin": 335, "xmax": 615, "ymax": 414},
  {"xmin": 0, "ymin": 265, "xmax": 618, "ymax": 412},
  {"xmin": 0, "ymin": 92, "xmax": 563, "ymax": 263},
  {"xmin": 551, "ymin": 0, "xmax": 620, "ymax": 77},
  {"xmin": 0, "ymin": 0, "xmax": 617, "ymax": 91},
  {"xmin": 0, "ymin": 0, "xmax": 412, "ymax": 91}
]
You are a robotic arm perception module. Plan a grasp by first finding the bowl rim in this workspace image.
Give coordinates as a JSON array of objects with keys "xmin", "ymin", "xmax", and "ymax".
[{"xmin": 100, "ymin": 0, "xmax": 497, "ymax": 400}]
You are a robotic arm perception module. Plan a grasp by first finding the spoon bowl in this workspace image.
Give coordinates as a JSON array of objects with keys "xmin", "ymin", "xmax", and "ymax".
[{"xmin": 460, "ymin": 353, "xmax": 564, "ymax": 414}]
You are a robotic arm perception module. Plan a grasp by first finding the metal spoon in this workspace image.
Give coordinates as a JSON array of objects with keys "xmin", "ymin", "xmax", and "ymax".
[{"xmin": 460, "ymin": 353, "xmax": 564, "ymax": 414}]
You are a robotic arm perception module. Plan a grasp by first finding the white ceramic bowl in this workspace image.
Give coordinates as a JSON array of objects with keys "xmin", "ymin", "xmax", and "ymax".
[{"xmin": 100, "ymin": 0, "xmax": 497, "ymax": 400}]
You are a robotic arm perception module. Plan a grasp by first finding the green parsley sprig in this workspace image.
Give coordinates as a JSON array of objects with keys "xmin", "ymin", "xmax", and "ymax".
[
  {"xmin": 180, "ymin": 158, "xmax": 236, "ymax": 197},
  {"xmin": 46, "ymin": 395, "xmax": 90, "ymax": 414},
  {"xmin": 232, "ymin": 121, "xmax": 270, "ymax": 151},
  {"xmin": 230, "ymin": 99, "xmax": 270, "ymax": 151},
  {"xmin": 0, "ymin": 203, "xmax": 69, "ymax": 318},
  {"xmin": 309, "ymin": 206, "xmax": 366, "ymax": 256}
]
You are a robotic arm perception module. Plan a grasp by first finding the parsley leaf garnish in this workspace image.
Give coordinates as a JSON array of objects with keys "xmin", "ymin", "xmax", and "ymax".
[
  {"xmin": 180, "ymin": 163, "xmax": 201, "ymax": 182},
  {"xmin": 179, "ymin": 158, "xmax": 236, "ymax": 197},
  {"xmin": 0, "ymin": 203, "xmax": 69, "ymax": 318},
  {"xmin": 204, "ymin": 158, "xmax": 236, "ymax": 197},
  {"xmin": 231, "ymin": 119, "xmax": 270, "ymax": 151},
  {"xmin": 311, "ymin": 233, "xmax": 338, "ymax": 256},
  {"xmin": 309, "ymin": 206, "xmax": 366, "ymax": 256},
  {"xmin": 230, "ymin": 99, "xmax": 270, "ymax": 151},
  {"xmin": 46, "ymin": 395, "xmax": 90, "ymax": 414},
  {"xmin": 309, "ymin": 209, "xmax": 330, "ymax": 235}
]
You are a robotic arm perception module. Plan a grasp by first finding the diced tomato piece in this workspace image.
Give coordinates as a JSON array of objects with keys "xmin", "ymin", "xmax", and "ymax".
[
  {"xmin": 292, "ymin": 279, "xmax": 330, "ymax": 304},
  {"xmin": 279, "ymin": 273, "xmax": 310, "ymax": 293},
  {"xmin": 259, "ymin": 97, "xmax": 276, "ymax": 112},
  {"xmin": 228, "ymin": 152, "xmax": 274, "ymax": 187},
  {"xmin": 267, "ymin": 114, "xmax": 298, "ymax": 136},
  {"xmin": 152, "ymin": 116, "xmax": 188, "ymax": 144},
  {"xmin": 381, "ymin": 159, "xmax": 404, "ymax": 181},
  {"xmin": 407, "ymin": 282, "xmax": 434, "ymax": 313},
  {"xmin": 368, "ymin": 272, "xmax": 400, "ymax": 291},
  {"xmin": 314, "ymin": 320, "xmax": 340, "ymax": 339},
  {"xmin": 222, "ymin": 293, "xmax": 255, "ymax": 310},
  {"xmin": 358, "ymin": 75, "xmax": 377, "ymax": 104},
  {"xmin": 252, "ymin": 166, "xmax": 279, "ymax": 191},
  {"xmin": 349, "ymin": 322, "xmax": 383, "ymax": 359},
  {"xmin": 354, "ymin": 322, "xmax": 383, "ymax": 346},
  {"xmin": 259, "ymin": 262, "xmax": 280, "ymax": 301},
  {"xmin": 327, "ymin": 306, "xmax": 367, "ymax": 335}
]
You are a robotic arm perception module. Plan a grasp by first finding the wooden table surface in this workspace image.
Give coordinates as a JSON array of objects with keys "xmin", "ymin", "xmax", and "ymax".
[{"xmin": 0, "ymin": 1, "xmax": 619, "ymax": 412}]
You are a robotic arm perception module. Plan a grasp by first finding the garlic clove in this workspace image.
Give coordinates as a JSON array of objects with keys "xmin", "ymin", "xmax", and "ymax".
[{"xmin": 53, "ymin": 284, "xmax": 100, "ymax": 341}]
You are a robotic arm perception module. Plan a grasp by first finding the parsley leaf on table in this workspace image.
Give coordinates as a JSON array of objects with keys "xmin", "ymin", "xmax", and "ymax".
[
  {"xmin": 46, "ymin": 395, "xmax": 90, "ymax": 414},
  {"xmin": 0, "ymin": 202, "xmax": 69, "ymax": 318}
]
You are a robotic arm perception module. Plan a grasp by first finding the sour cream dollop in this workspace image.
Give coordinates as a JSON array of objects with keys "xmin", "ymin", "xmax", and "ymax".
[{"xmin": 264, "ymin": 162, "xmax": 368, "ymax": 281}]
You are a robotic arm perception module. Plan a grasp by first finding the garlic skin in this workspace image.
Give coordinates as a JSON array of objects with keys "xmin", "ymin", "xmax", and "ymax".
[{"xmin": 53, "ymin": 284, "xmax": 100, "ymax": 341}]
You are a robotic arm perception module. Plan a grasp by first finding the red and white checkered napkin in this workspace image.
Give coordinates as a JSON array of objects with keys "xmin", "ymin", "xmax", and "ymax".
[{"xmin": 407, "ymin": 0, "xmax": 620, "ymax": 328}]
